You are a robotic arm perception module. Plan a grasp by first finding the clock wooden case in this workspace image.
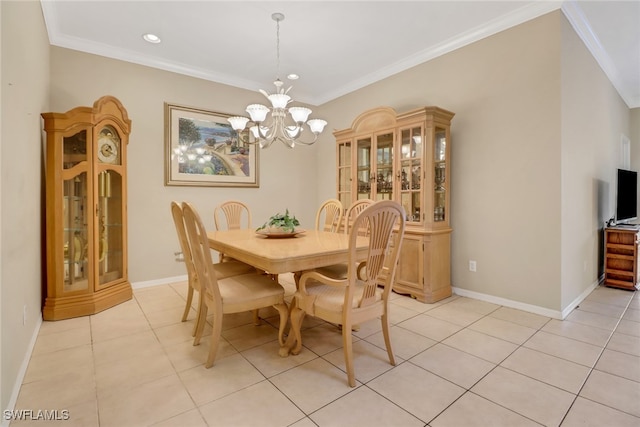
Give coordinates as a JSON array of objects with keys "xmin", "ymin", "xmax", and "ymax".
[
  {"xmin": 42, "ymin": 96, "xmax": 132, "ymax": 320},
  {"xmin": 335, "ymin": 106, "xmax": 454, "ymax": 303}
]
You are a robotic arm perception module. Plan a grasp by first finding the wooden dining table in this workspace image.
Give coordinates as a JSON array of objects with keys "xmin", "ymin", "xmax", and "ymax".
[{"xmin": 207, "ymin": 228, "xmax": 369, "ymax": 355}]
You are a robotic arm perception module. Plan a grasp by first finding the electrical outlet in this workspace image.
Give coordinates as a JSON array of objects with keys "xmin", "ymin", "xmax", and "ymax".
[
  {"xmin": 469, "ymin": 260, "xmax": 477, "ymax": 272},
  {"xmin": 174, "ymin": 251, "xmax": 184, "ymax": 262}
]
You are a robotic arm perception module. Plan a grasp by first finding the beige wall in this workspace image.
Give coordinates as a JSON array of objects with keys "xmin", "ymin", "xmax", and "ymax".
[
  {"xmin": 560, "ymin": 14, "xmax": 631, "ymax": 311},
  {"xmin": 1, "ymin": 0, "xmax": 50, "ymax": 412},
  {"xmin": 319, "ymin": 12, "xmax": 564, "ymax": 312}
]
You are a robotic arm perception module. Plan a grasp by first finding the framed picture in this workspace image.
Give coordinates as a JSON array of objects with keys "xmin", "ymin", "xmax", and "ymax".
[{"xmin": 164, "ymin": 103, "xmax": 259, "ymax": 187}]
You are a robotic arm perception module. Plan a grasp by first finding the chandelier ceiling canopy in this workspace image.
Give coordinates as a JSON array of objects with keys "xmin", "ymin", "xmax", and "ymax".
[{"xmin": 227, "ymin": 13, "xmax": 327, "ymax": 149}]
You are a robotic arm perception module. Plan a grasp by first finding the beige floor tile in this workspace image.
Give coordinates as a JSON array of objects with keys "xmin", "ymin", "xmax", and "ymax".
[
  {"xmin": 562, "ymin": 396, "xmax": 640, "ymax": 427},
  {"xmin": 38, "ymin": 317, "xmax": 90, "ymax": 336},
  {"xmin": 430, "ymin": 392, "xmax": 540, "ymax": 427},
  {"xmin": 364, "ymin": 324, "xmax": 437, "ymax": 360},
  {"xmin": 31, "ymin": 326, "xmax": 91, "ymax": 356},
  {"xmin": 163, "ymin": 333, "xmax": 237, "ymax": 372},
  {"xmin": 98, "ymin": 373, "xmax": 194, "ymax": 427},
  {"xmin": 398, "ymin": 313, "xmax": 463, "ymax": 341},
  {"xmin": 523, "ymin": 330, "xmax": 602, "ymax": 367},
  {"xmin": 575, "ymin": 299, "xmax": 627, "ymax": 318},
  {"xmin": 241, "ymin": 340, "xmax": 317, "ymax": 378},
  {"xmin": 368, "ymin": 362, "xmax": 464, "ymax": 423},
  {"xmin": 585, "ymin": 286, "xmax": 634, "ymax": 307},
  {"xmin": 144, "ymin": 305, "xmax": 190, "ymax": 329},
  {"xmin": 310, "ymin": 385, "xmax": 423, "ymax": 427},
  {"xmin": 199, "ymin": 380, "xmax": 305, "ymax": 427},
  {"xmin": 442, "ymin": 329, "xmax": 518, "ymax": 364},
  {"xmin": 151, "ymin": 409, "xmax": 207, "ymax": 427},
  {"xmin": 423, "ymin": 304, "xmax": 485, "ymax": 327},
  {"xmin": 92, "ymin": 329, "xmax": 163, "ymax": 366},
  {"xmin": 221, "ymin": 322, "xmax": 282, "ymax": 352},
  {"xmin": 471, "ymin": 366, "xmax": 575, "ymax": 426},
  {"xmin": 137, "ymin": 294, "xmax": 188, "ymax": 315},
  {"xmin": 565, "ymin": 309, "xmax": 620, "ymax": 331},
  {"xmin": 616, "ymin": 319, "xmax": 640, "ymax": 337},
  {"xmin": 178, "ymin": 354, "xmax": 265, "ymax": 406},
  {"xmin": 388, "ymin": 303, "xmax": 422, "ymax": 325},
  {"xmin": 90, "ymin": 300, "xmax": 151, "ymax": 343},
  {"xmin": 542, "ymin": 319, "xmax": 612, "ymax": 347},
  {"xmin": 289, "ymin": 417, "xmax": 318, "ymax": 427},
  {"xmin": 95, "ymin": 350, "xmax": 176, "ymax": 397},
  {"xmin": 390, "ymin": 293, "xmax": 438, "ymax": 313},
  {"xmin": 351, "ymin": 317, "xmax": 383, "ymax": 339},
  {"xmin": 468, "ymin": 316, "xmax": 537, "ymax": 345},
  {"xmin": 15, "ymin": 370, "xmax": 96, "ymax": 410},
  {"xmin": 607, "ymin": 331, "xmax": 640, "ymax": 356},
  {"xmin": 269, "ymin": 358, "xmax": 356, "ymax": 413},
  {"xmin": 23, "ymin": 344, "xmax": 94, "ymax": 383},
  {"xmin": 623, "ymin": 307, "xmax": 640, "ymax": 322},
  {"xmin": 168, "ymin": 281, "xmax": 190, "ymax": 299},
  {"xmin": 489, "ymin": 306, "xmax": 550, "ymax": 329},
  {"xmin": 580, "ymin": 369, "xmax": 640, "ymax": 417},
  {"xmin": 295, "ymin": 322, "xmax": 349, "ymax": 356},
  {"xmin": 322, "ymin": 339, "xmax": 396, "ymax": 383},
  {"xmin": 134, "ymin": 284, "xmax": 181, "ymax": 301},
  {"xmin": 446, "ymin": 296, "xmax": 501, "ymax": 315},
  {"xmin": 595, "ymin": 349, "xmax": 640, "ymax": 382},
  {"xmin": 410, "ymin": 343, "xmax": 495, "ymax": 389},
  {"xmin": 501, "ymin": 347, "xmax": 590, "ymax": 393},
  {"xmin": 154, "ymin": 319, "xmax": 210, "ymax": 348}
]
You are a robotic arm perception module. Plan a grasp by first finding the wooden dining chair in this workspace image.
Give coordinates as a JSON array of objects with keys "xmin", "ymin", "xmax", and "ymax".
[
  {"xmin": 182, "ymin": 202, "xmax": 289, "ymax": 368},
  {"xmin": 171, "ymin": 202, "xmax": 254, "ymax": 337},
  {"xmin": 315, "ymin": 198, "xmax": 343, "ymax": 233},
  {"xmin": 214, "ymin": 200, "xmax": 252, "ymax": 263},
  {"xmin": 290, "ymin": 201, "xmax": 406, "ymax": 386},
  {"xmin": 315, "ymin": 199, "xmax": 374, "ymax": 279}
]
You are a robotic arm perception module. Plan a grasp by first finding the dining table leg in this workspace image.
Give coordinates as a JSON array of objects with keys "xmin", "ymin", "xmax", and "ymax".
[{"xmin": 278, "ymin": 270, "xmax": 305, "ymax": 357}]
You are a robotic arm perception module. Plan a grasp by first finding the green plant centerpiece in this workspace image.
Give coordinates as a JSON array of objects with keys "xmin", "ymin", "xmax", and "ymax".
[{"xmin": 257, "ymin": 209, "xmax": 300, "ymax": 233}]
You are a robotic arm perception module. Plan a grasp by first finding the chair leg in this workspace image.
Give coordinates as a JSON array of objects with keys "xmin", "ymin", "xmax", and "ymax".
[
  {"xmin": 290, "ymin": 306, "xmax": 305, "ymax": 355},
  {"xmin": 193, "ymin": 298, "xmax": 208, "ymax": 345},
  {"xmin": 381, "ymin": 312, "xmax": 396, "ymax": 366},
  {"xmin": 252, "ymin": 309, "xmax": 261, "ymax": 325},
  {"xmin": 182, "ymin": 285, "xmax": 193, "ymax": 322},
  {"xmin": 205, "ymin": 312, "xmax": 223, "ymax": 368},
  {"xmin": 342, "ymin": 321, "xmax": 356, "ymax": 387}
]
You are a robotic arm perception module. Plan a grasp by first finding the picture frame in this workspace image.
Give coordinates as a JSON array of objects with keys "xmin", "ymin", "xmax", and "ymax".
[{"xmin": 164, "ymin": 103, "xmax": 259, "ymax": 187}]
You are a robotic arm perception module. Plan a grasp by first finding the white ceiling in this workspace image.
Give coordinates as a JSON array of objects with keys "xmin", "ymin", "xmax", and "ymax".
[{"xmin": 41, "ymin": 1, "xmax": 640, "ymax": 108}]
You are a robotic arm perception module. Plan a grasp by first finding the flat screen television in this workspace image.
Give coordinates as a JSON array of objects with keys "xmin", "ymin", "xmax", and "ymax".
[{"xmin": 615, "ymin": 168, "xmax": 638, "ymax": 224}]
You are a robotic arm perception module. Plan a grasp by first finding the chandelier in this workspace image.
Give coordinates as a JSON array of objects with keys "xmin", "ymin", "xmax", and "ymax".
[{"xmin": 227, "ymin": 13, "xmax": 327, "ymax": 149}]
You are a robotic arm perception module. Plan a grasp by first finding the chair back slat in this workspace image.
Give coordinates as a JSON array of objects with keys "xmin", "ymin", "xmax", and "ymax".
[{"xmin": 342, "ymin": 199, "xmax": 374, "ymax": 235}]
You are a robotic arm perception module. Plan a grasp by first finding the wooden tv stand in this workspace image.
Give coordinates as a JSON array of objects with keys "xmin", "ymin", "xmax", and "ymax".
[{"xmin": 604, "ymin": 226, "xmax": 640, "ymax": 290}]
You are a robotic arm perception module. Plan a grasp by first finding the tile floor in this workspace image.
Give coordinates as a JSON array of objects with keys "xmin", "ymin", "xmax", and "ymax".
[{"xmin": 11, "ymin": 275, "xmax": 640, "ymax": 427}]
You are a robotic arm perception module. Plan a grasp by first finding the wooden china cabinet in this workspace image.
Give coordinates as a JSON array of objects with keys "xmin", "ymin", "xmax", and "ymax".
[
  {"xmin": 42, "ymin": 96, "xmax": 132, "ymax": 320},
  {"xmin": 335, "ymin": 106, "xmax": 454, "ymax": 302}
]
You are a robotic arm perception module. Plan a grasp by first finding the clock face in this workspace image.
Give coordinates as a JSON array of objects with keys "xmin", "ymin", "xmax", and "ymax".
[{"xmin": 97, "ymin": 129, "xmax": 119, "ymax": 164}]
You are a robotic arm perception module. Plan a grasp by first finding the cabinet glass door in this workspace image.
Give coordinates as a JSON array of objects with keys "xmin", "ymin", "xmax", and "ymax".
[
  {"xmin": 63, "ymin": 131, "xmax": 89, "ymax": 292},
  {"xmin": 400, "ymin": 127, "xmax": 422, "ymax": 223},
  {"xmin": 337, "ymin": 141, "xmax": 352, "ymax": 209},
  {"xmin": 434, "ymin": 127, "xmax": 446, "ymax": 222},
  {"xmin": 356, "ymin": 137, "xmax": 372, "ymax": 199},
  {"xmin": 375, "ymin": 133, "xmax": 394, "ymax": 201}
]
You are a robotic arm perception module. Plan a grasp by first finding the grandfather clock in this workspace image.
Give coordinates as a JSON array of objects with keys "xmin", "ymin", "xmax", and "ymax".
[{"xmin": 42, "ymin": 96, "xmax": 132, "ymax": 320}]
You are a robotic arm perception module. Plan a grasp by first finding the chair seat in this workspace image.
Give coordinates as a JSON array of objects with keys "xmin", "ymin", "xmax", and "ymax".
[
  {"xmin": 213, "ymin": 260, "xmax": 255, "ymax": 280},
  {"xmin": 215, "ymin": 273, "xmax": 285, "ymax": 313},
  {"xmin": 300, "ymin": 279, "xmax": 382, "ymax": 312}
]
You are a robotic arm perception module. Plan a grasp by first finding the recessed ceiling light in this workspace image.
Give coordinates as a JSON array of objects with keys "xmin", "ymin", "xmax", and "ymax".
[
  {"xmin": 287, "ymin": 74, "xmax": 299, "ymax": 80},
  {"xmin": 142, "ymin": 33, "xmax": 161, "ymax": 44}
]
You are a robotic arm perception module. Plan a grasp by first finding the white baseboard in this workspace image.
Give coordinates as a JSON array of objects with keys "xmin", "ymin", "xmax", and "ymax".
[
  {"xmin": 451, "ymin": 281, "xmax": 598, "ymax": 320},
  {"xmin": 131, "ymin": 274, "xmax": 187, "ymax": 290},
  {"xmin": 2, "ymin": 314, "xmax": 43, "ymax": 427}
]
